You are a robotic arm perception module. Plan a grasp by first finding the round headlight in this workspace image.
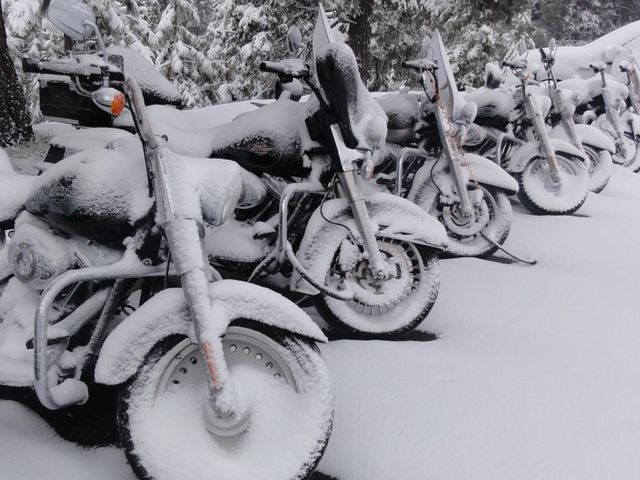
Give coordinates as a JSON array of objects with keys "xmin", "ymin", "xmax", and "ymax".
[{"xmin": 13, "ymin": 244, "xmax": 35, "ymax": 281}]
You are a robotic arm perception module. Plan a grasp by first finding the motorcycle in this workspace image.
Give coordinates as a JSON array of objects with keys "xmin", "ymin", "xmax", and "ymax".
[
  {"xmin": 558, "ymin": 61, "xmax": 640, "ymax": 171},
  {"xmin": 464, "ymin": 43, "xmax": 589, "ymax": 216},
  {"xmin": 33, "ymin": 5, "xmax": 448, "ymax": 339},
  {"xmin": 537, "ymin": 39, "xmax": 615, "ymax": 193},
  {"xmin": 0, "ymin": 1, "xmax": 334, "ymax": 479},
  {"xmin": 374, "ymin": 31, "xmax": 518, "ymax": 258}
]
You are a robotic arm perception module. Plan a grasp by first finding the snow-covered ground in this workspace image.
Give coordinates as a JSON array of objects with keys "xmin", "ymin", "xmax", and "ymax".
[{"xmin": 2, "ymin": 165, "xmax": 640, "ymax": 479}]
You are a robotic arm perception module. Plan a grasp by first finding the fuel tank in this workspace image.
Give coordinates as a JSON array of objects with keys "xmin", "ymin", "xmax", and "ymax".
[{"xmin": 25, "ymin": 148, "xmax": 151, "ymax": 243}]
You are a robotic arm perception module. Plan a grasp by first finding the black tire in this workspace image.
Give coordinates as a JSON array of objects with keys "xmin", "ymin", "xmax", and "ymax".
[
  {"xmin": 429, "ymin": 186, "xmax": 512, "ymax": 258},
  {"xmin": 314, "ymin": 241, "xmax": 440, "ymax": 339},
  {"xmin": 118, "ymin": 321, "xmax": 333, "ymax": 480},
  {"xmin": 583, "ymin": 145, "xmax": 613, "ymax": 193},
  {"xmin": 516, "ymin": 155, "xmax": 589, "ymax": 215}
]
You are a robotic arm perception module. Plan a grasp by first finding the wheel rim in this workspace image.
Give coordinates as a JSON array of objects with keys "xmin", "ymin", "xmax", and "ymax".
[
  {"xmin": 157, "ymin": 328, "xmax": 296, "ymax": 438},
  {"xmin": 330, "ymin": 239, "xmax": 423, "ymax": 315},
  {"xmin": 521, "ymin": 156, "xmax": 588, "ymax": 213},
  {"xmin": 125, "ymin": 326, "xmax": 332, "ymax": 480},
  {"xmin": 613, "ymin": 136, "xmax": 636, "ymax": 165}
]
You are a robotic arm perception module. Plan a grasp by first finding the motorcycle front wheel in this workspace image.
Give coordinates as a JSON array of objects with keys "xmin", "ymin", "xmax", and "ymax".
[
  {"xmin": 315, "ymin": 238, "xmax": 440, "ymax": 339},
  {"xmin": 118, "ymin": 321, "xmax": 333, "ymax": 480},
  {"xmin": 583, "ymin": 145, "xmax": 613, "ymax": 193},
  {"xmin": 516, "ymin": 155, "xmax": 589, "ymax": 215},
  {"xmin": 428, "ymin": 185, "xmax": 512, "ymax": 258}
]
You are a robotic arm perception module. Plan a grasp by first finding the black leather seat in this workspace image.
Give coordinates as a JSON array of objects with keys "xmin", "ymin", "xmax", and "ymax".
[{"xmin": 315, "ymin": 42, "xmax": 387, "ymax": 151}]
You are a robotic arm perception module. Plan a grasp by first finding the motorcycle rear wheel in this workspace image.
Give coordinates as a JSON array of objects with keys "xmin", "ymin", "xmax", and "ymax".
[
  {"xmin": 315, "ymin": 239, "xmax": 439, "ymax": 339},
  {"xmin": 516, "ymin": 155, "xmax": 589, "ymax": 215},
  {"xmin": 118, "ymin": 322, "xmax": 333, "ymax": 480}
]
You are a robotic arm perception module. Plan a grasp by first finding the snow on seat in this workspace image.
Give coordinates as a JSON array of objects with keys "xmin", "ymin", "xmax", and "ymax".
[
  {"xmin": 50, "ymin": 128, "xmax": 133, "ymax": 154},
  {"xmin": 0, "ymin": 150, "xmax": 36, "ymax": 224}
]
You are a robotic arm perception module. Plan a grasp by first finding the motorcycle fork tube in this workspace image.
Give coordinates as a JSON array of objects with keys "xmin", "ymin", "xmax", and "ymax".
[
  {"xmin": 602, "ymin": 87, "xmax": 627, "ymax": 153},
  {"xmin": 434, "ymin": 104, "xmax": 473, "ymax": 216},
  {"xmin": 628, "ymin": 66, "xmax": 640, "ymax": 114},
  {"xmin": 162, "ymin": 218, "xmax": 239, "ymax": 418},
  {"xmin": 526, "ymin": 93, "xmax": 561, "ymax": 182},
  {"xmin": 337, "ymin": 170, "xmax": 388, "ymax": 279}
]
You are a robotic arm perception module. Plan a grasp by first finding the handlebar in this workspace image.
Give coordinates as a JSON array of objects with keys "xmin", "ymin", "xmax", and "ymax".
[
  {"xmin": 589, "ymin": 62, "xmax": 606, "ymax": 73},
  {"xmin": 259, "ymin": 59, "xmax": 310, "ymax": 79},
  {"xmin": 502, "ymin": 60, "xmax": 526, "ymax": 69},
  {"xmin": 402, "ymin": 59, "xmax": 436, "ymax": 71},
  {"xmin": 21, "ymin": 58, "xmax": 125, "ymax": 82}
]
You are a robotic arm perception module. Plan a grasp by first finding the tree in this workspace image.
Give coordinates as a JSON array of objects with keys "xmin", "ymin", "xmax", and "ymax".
[
  {"xmin": 206, "ymin": 0, "xmax": 316, "ymax": 102},
  {"xmin": 0, "ymin": 0, "xmax": 33, "ymax": 146},
  {"xmin": 154, "ymin": 0, "xmax": 213, "ymax": 107},
  {"xmin": 431, "ymin": 0, "xmax": 535, "ymax": 86}
]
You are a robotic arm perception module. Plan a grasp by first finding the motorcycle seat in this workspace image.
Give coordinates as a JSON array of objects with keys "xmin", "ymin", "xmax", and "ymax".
[
  {"xmin": 147, "ymin": 100, "xmax": 317, "ymax": 177},
  {"xmin": 377, "ymin": 93, "xmax": 420, "ymax": 130},
  {"xmin": 463, "ymin": 87, "xmax": 516, "ymax": 131},
  {"xmin": 315, "ymin": 42, "xmax": 387, "ymax": 152},
  {"xmin": 0, "ymin": 153, "xmax": 36, "ymax": 225}
]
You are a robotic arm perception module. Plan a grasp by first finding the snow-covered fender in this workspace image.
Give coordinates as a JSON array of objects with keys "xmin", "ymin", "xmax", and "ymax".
[
  {"xmin": 462, "ymin": 153, "xmax": 519, "ymax": 193},
  {"xmin": 94, "ymin": 280, "xmax": 327, "ymax": 386},
  {"xmin": 290, "ymin": 192, "xmax": 448, "ymax": 296},
  {"xmin": 507, "ymin": 138, "xmax": 584, "ymax": 173},
  {"xmin": 549, "ymin": 123, "xmax": 615, "ymax": 153}
]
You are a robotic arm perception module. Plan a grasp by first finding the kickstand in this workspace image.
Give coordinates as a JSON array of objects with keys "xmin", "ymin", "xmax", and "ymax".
[{"xmin": 480, "ymin": 233, "xmax": 537, "ymax": 265}]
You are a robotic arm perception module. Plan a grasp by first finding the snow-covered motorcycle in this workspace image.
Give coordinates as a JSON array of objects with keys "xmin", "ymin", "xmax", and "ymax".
[
  {"xmin": 559, "ymin": 62, "xmax": 640, "ymax": 171},
  {"xmin": 374, "ymin": 31, "xmax": 518, "ymax": 258},
  {"xmin": 0, "ymin": 1, "xmax": 334, "ymax": 479},
  {"xmin": 537, "ymin": 39, "xmax": 615, "ymax": 193},
  {"xmin": 465, "ymin": 45, "xmax": 589, "ymax": 215},
  {"xmin": 24, "ymin": 4, "xmax": 448, "ymax": 339}
]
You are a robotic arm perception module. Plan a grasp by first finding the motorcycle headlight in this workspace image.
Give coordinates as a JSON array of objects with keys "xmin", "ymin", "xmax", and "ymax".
[
  {"xmin": 13, "ymin": 244, "xmax": 35, "ymax": 281},
  {"xmin": 8, "ymin": 222, "xmax": 75, "ymax": 290}
]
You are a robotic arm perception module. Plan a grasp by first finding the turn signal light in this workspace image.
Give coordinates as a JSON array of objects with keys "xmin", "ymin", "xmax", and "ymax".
[{"xmin": 92, "ymin": 87, "xmax": 126, "ymax": 116}]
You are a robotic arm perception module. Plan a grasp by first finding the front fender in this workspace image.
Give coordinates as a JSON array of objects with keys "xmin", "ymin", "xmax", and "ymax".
[
  {"xmin": 507, "ymin": 138, "xmax": 584, "ymax": 173},
  {"xmin": 94, "ymin": 280, "xmax": 326, "ymax": 386},
  {"xmin": 290, "ymin": 192, "xmax": 448, "ymax": 296},
  {"xmin": 463, "ymin": 153, "xmax": 519, "ymax": 194},
  {"xmin": 549, "ymin": 124, "xmax": 615, "ymax": 153}
]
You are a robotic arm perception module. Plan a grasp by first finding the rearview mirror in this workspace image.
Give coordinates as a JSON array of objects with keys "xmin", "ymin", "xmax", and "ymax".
[
  {"xmin": 287, "ymin": 26, "xmax": 303, "ymax": 55},
  {"xmin": 47, "ymin": 0, "xmax": 96, "ymax": 40}
]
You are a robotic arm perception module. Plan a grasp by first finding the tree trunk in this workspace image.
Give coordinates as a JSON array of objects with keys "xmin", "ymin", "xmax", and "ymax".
[
  {"xmin": 348, "ymin": 0, "xmax": 374, "ymax": 86},
  {"xmin": 0, "ymin": 1, "xmax": 33, "ymax": 147}
]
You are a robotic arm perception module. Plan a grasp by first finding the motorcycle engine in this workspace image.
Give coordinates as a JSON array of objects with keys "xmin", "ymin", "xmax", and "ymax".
[{"xmin": 8, "ymin": 217, "xmax": 122, "ymax": 290}]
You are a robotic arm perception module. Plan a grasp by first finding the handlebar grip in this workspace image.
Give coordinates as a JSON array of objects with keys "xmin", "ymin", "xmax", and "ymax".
[
  {"xmin": 21, "ymin": 57, "xmax": 125, "ymax": 82},
  {"xmin": 259, "ymin": 60, "xmax": 309, "ymax": 79},
  {"xmin": 22, "ymin": 58, "xmax": 59, "ymax": 75},
  {"xmin": 259, "ymin": 61, "xmax": 275, "ymax": 73}
]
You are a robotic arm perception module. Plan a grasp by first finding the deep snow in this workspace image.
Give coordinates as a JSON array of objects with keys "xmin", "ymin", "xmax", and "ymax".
[{"xmin": 2, "ymin": 165, "xmax": 640, "ymax": 478}]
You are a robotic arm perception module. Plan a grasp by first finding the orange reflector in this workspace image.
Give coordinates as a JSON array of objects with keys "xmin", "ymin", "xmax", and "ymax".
[{"xmin": 111, "ymin": 92, "xmax": 126, "ymax": 116}]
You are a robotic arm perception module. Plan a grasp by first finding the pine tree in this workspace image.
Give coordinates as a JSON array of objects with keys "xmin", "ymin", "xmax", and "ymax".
[
  {"xmin": 0, "ymin": 0, "xmax": 33, "ymax": 146},
  {"xmin": 429, "ymin": 0, "xmax": 535, "ymax": 86},
  {"xmin": 154, "ymin": 0, "xmax": 213, "ymax": 107},
  {"xmin": 206, "ymin": 0, "xmax": 316, "ymax": 102}
]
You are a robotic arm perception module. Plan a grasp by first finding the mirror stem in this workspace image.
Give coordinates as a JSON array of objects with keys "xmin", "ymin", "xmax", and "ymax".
[{"xmin": 83, "ymin": 21, "xmax": 108, "ymax": 60}]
